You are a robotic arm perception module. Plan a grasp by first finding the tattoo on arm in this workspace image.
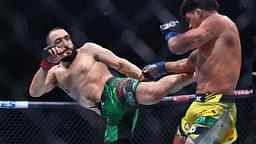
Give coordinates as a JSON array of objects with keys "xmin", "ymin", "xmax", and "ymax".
[
  {"xmin": 194, "ymin": 36, "xmax": 204, "ymax": 43},
  {"xmin": 175, "ymin": 59, "xmax": 188, "ymax": 71},
  {"xmin": 175, "ymin": 61, "xmax": 180, "ymax": 69},
  {"xmin": 175, "ymin": 61, "xmax": 182, "ymax": 69},
  {"xmin": 194, "ymin": 31, "xmax": 217, "ymax": 44},
  {"xmin": 188, "ymin": 53, "xmax": 197, "ymax": 65},
  {"xmin": 180, "ymin": 41, "xmax": 193, "ymax": 49},
  {"xmin": 172, "ymin": 30, "xmax": 217, "ymax": 52}
]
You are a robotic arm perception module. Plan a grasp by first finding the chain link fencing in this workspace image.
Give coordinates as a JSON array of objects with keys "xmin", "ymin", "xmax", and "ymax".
[{"xmin": 0, "ymin": 96, "xmax": 255, "ymax": 144}]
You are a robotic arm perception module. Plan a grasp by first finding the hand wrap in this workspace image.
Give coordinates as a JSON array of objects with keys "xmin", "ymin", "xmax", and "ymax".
[{"xmin": 142, "ymin": 61, "xmax": 167, "ymax": 81}]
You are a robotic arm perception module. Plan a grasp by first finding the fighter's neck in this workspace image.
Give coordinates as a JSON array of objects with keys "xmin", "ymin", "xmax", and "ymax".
[
  {"xmin": 60, "ymin": 61, "xmax": 71, "ymax": 68},
  {"xmin": 204, "ymin": 11, "xmax": 218, "ymax": 19}
]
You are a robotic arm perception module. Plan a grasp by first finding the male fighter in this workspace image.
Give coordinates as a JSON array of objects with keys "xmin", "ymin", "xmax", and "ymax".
[
  {"xmin": 29, "ymin": 27, "xmax": 194, "ymax": 144},
  {"xmin": 142, "ymin": 0, "xmax": 241, "ymax": 143}
]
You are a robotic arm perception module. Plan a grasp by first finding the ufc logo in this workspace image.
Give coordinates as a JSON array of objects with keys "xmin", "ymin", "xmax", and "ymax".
[{"xmin": 196, "ymin": 96, "xmax": 202, "ymax": 102}]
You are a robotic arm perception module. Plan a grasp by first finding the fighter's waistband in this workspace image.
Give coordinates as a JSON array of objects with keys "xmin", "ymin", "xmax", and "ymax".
[
  {"xmin": 89, "ymin": 102, "xmax": 102, "ymax": 112},
  {"xmin": 195, "ymin": 93, "xmax": 236, "ymax": 103},
  {"xmin": 105, "ymin": 76, "xmax": 116, "ymax": 85}
]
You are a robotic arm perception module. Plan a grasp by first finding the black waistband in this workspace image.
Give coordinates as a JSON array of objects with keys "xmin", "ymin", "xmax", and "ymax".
[
  {"xmin": 106, "ymin": 77, "xmax": 115, "ymax": 84},
  {"xmin": 195, "ymin": 93, "xmax": 236, "ymax": 103},
  {"xmin": 89, "ymin": 102, "xmax": 102, "ymax": 113}
]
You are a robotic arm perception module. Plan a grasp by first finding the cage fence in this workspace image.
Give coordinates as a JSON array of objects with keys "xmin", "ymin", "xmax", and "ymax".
[{"xmin": 0, "ymin": 97, "xmax": 255, "ymax": 144}]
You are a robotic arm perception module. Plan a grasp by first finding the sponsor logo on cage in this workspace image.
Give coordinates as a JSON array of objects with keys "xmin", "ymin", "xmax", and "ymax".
[
  {"xmin": 234, "ymin": 89, "xmax": 253, "ymax": 95},
  {"xmin": 0, "ymin": 101, "xmax": 16, "ymax": 108}
]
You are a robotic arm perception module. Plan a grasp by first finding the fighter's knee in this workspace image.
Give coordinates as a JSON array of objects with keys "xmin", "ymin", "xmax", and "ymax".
[{"xmin": 173, "ymin": 134, "xmax": 186, "ymax": 144}]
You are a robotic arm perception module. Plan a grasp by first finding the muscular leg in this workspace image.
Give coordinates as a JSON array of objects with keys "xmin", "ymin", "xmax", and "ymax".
[
  {"xmin": 173, "ymin": 135, "xmax": 186, "ymax": 144},
  {"xmin": 136, "ymin": 73, "xmax": 194, "ymax": 105}
]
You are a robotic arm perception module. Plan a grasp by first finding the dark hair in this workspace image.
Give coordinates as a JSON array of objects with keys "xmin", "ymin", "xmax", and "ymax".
[
  {"xmin": 45, "ymin": 27, "xmax": 64, "ymax": 45},
  {"xmin": 180, "ymin": 0, "xmax": 219, "ymax": 17}
]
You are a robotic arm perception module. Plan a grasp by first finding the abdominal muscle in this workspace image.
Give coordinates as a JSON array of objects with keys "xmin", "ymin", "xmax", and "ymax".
[
  {"xmin": 196, "ymin": 64, "xmax": 239, "ymax": 94},
  {"xmin": 195, "ymin": 39, "xmax": 240, "ymax": 94}
]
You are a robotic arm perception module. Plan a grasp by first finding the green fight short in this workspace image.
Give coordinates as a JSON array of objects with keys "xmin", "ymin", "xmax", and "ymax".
[{"xmin": 100, "ymin": 77, "xmax": 140, "ymax": 143}]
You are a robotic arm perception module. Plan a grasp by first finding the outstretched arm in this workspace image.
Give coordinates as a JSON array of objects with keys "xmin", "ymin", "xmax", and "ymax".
[
  {"xmin": 167, "ymin": 72, "xmax": 196, "ymax": 94},
  {"xmin": 165, "ymin": 50, "xmax": 197, "ymax": 73},
  {"xmin": 142, "ymin": 50, "xmax": 197, "ymax": 80},
  {"xmin": 93, "ymin": 44, "xmax": 143, "ymax": 80}
]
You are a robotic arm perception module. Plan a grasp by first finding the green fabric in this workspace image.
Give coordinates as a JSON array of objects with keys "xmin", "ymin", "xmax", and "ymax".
[
  {"xmin": 105, "ymin": 124, "xmax": 118, "ymax": 143},
  {"xmin": 195, "ymin": 116, "xmax": 218, "ymax": 127},
  {"xmin": 101, "ymin": 77, "xmax": 139, "ymax": 143},
  {"xmin": 132, "ymin": 109, "xmax": 139, "ymax": 130}
]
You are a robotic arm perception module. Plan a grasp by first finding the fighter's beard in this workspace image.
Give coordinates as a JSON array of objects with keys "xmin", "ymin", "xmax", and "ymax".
[{"xmin": 61, "ymin": 47, "xmax": 78, "ymax": 63}]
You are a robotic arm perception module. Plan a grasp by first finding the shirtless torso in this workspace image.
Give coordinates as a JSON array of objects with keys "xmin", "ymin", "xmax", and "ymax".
[
  {"xmin": 167, "ymin": 13, "xmax": 241, "ymax": 94},
  {"xmin": 30, "ymin": 27, "xmax": 195, "ymax": 144},
  {"xmin": 194, "ymin": 14, "xmax": 241, "ymax": 94},
  {"xmin": 49, "ymin": 43, "xmax": 113, "ymax": 108},
  {"xmin": 164, "ymin": 4, "xmax": 242, "ymax": 143},
  {"xmin": 29, "ymin": 30, "xmax": 142, "ymax": 110}
]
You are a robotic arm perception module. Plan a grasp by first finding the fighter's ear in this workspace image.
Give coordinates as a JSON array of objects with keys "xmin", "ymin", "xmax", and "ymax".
[{"xmin": 194, "ymin": 8, "xmax": 203, "ymax": 19}]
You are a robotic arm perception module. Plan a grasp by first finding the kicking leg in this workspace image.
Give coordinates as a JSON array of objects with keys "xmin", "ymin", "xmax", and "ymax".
[{"xmin": 136, "ymin": 73, "xmax": 194, "ymax": 105}]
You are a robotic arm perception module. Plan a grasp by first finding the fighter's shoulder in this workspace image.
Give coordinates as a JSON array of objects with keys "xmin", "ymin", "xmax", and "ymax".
[
  {"xmin": 79, "ymin": 42, "xmax": 107, "ymax": 55},
  {"xmin": 204, "ymin": 14, "xmax": 234, "ymax": 27},
  {"xmin": 81, "ymin": 42, "xmax": 103, "ymax": 49},
  {"xmin": 47, "ymin": 64, "xmax": 61, "ymax": 74}
]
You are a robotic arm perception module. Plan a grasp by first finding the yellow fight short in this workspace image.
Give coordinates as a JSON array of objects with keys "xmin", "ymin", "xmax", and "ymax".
[{"xmin": 176, "ymin": 93, "xmax": 237, "ymax": 144}]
